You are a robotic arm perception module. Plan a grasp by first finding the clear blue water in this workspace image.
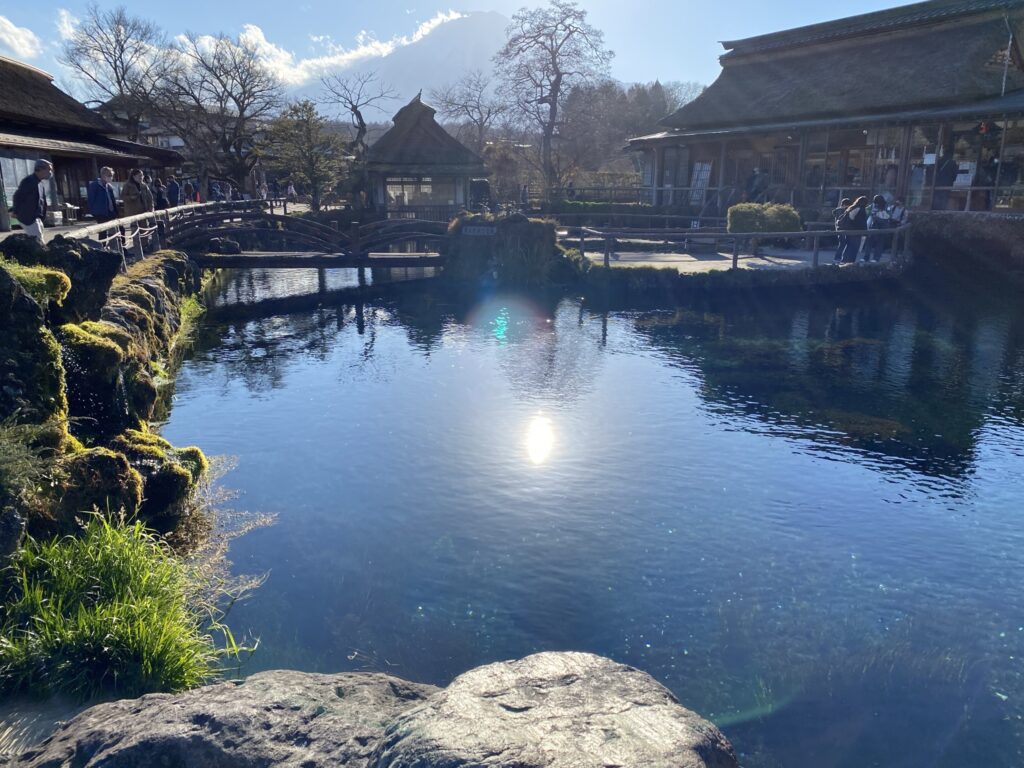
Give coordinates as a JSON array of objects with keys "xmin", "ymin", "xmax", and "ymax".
[{"xmin": 164, "ymin": 268, "xmax": 1024, "ymax": 767}]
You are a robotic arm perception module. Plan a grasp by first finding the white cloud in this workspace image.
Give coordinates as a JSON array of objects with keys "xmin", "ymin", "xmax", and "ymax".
[
  {"xmin": 0, "ymin": 15, "xmax": 42, "ymax": 59},
  {"xmin": 241, "ymin": 10, "xmax": 464, "ymax": 87},
  {"xmin": 56, "ymin": 8, "xmax": 78, "ymax": 41}
]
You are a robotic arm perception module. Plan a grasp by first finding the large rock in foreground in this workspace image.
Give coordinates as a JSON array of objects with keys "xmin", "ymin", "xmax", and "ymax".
[
  {"xmin": 14, "ymin": 671, "xmax": 438, "ymax": 768},
  {"xmin": 13, "ymin": 653, "xmax": 737, "ymax": 768},
  {"xmin": 373, "ymin": 652, "xmax": 737, "ymax": 768}
]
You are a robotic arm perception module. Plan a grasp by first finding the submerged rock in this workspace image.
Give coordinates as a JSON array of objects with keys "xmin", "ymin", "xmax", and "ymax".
[
  {"xmin": 13, "ymin": 671, "xmax": 438, "ymax": 768},
  {"xmin": 372, "ymin": 652, "xmax": 738, "ymax": 768},
  {"xmin": 11, "ymin": 653, "xmax": 737, "ymax": 768}
]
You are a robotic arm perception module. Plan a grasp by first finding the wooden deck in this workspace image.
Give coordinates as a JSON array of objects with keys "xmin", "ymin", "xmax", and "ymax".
[{"xmin": 192, "ymin": 251, "xmax": 444, "ymax": 269}]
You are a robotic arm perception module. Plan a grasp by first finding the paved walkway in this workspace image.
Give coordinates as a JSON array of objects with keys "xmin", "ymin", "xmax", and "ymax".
[{"xmin": 585, "ymin": 245, "xmax": 892, "ymax": 274}]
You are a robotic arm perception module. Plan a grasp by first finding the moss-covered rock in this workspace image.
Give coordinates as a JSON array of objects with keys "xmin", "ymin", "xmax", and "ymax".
[
  {"xmin": 445, "ymin": 213, "xmax": 578, "ymax": 287},
  {"xmin": 39, "ymin": 448, "xmax": 144, "ymax": 536},
  {"xmin": 1, "ymin": 234, "xmax": 122, "ymax": 323},
  {"xmin": 57, "ymin": 322, "xmax": 127, "ymax": 432},
  {"xmin": 109, "ymin": 429, "xmax": 208, "ymax": 522},
  {"xmin": 0, "ymin": 258, "xmax": 71, "ymax": 308},
  {"xmin": 0, "ymin": 266, "xmax": 67, "ymax": 426}
]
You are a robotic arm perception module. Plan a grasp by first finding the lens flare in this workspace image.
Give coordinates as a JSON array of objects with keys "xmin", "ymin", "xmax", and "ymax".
[{"xmin": 525, "ymin": 415, "xmax": 555, "ymax": 465}]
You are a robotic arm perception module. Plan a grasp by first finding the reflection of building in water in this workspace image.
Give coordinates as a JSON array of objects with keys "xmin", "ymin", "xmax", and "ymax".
[{"xmin": 629, "ymin": 296, "xmax": 1024, "ymax": 478}]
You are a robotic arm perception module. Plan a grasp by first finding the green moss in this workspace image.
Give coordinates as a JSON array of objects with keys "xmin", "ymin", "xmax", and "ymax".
[
  {"xmin": 0, "ymin": 516, "xmax": 232, "ymax": 700},
  {"xmin": 58, "ymin": 323, "xmax": 124, "ymax": 378},
  {"xmin": 108, "ymin": 429, "xmax": 208, "ymax": 521},
  {"xmin": 0, "ymin": 258, "xmax": 71, "ymax": 306},
  {"xmin": 78, "ymin": 320, "xmax": 134, "ymax": 354},
  {"xmin": 42, "ymin": 448, "xmax": 143, "ymax": 536}
]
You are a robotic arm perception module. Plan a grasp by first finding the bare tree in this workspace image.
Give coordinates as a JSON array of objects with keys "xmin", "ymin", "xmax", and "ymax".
[
  {"xmin": 319, "ymin": 72, "xmax": 396, "ymax": 163},
  {"xmin": 58, "ymin": 3, "xmax": 166, "ymax": 141},
  {"xmin": 151, "ymin": 32, "xmax": 281, "ymax": 199},
  {"xmin": 429, "ymin": 70, "xmax": 507, "ymax": 153},
  {"xmin": 319, "ymin": 72, "xmax": 396, "ymax": 208},
  {"xmin": 662, "ymin": 81, "xmax": 705, "ymax": 114},
  {"xmin": 494, "ymin": 0, "xmax": 612, "ymax": 199}
]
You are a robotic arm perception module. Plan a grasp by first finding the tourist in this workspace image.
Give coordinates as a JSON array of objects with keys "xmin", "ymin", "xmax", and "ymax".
[
  {"xmin": 166, "ymin": 175, "xmax": 181, "ymax": 208},
  {"xmin": 832, "ymin": 197, "xmax": 851, "ymax": 263},
  {"xmin": 12, "ymin": 159, "xmax": 53, "ymax": 244},
  {"xmin": 836, "ymin": 196, "xmax": 868, "ymax": 263},
  {"xmin": 87, "ymin": 166, "xmax": 118, "ymax": 224},
  {"xmin": 286, "ymin": 182, "xmax": 297, "ymax": 201},
  {"xmin": 121, "ymin": 168, "xmax": 154, "ymax": 216},
  {"xmin": 866, "ymin": 194, "xmax": 892, "ymax": 262},
  {"xmin": 889, "ymin": 198, "xmax": 908, "ymax": 227},
  {"xmin": 153, "ymin": 178, "xmax": 169, "ymax": 210},
  {"xmin": 183, "ymin": 180, "xmax": 195, "ymax": 203},
  {"xmin": 566, "ymin": 181, "xmax": 576, "ymax": 200}
]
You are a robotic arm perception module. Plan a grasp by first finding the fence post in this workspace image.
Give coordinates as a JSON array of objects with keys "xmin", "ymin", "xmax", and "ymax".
[
  {"xmin": 150, "ymin": 219, "xmax": 162, "ymax": 252},
  {"xmin": 132, "ymin": 223, "xmax": 144, "ymax": 261},
  {"xmin": 579, "ymin": 229, "xmax": 585, "ymax": 258},
  {"xmin": 732, "ymin": 237, "xmax": 739, "ymax": 269},
  {"xmin": 603, "ymin": 237, "xmax": 611, "ymax": 268},
  {"xmin": 283, "ymin": 200, "xmax": 288, "ymax": 215},
  {"xmin": 812, "ymin": 233, "xmax": 820, "ymax": 267}
]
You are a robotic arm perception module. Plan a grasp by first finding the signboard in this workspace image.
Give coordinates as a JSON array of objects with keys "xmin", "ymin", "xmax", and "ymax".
[
  {"xmin": 953, "ymin": 161, "xmax": 977, "ymax": 189},
  {"xmin": 464, "ymin": 225, "xmax": 497, "ymax": 237}
]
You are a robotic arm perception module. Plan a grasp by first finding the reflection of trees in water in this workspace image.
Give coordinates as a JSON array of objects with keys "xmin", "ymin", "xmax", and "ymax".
[{"xmin": 629, "ymin": 294, "xmax": 1024, "ymax": 478}]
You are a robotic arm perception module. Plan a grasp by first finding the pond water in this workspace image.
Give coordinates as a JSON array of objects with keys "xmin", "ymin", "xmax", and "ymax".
[{"xmin": 163, "ymin": 268, "xmax": 1024, "ymax": 767}]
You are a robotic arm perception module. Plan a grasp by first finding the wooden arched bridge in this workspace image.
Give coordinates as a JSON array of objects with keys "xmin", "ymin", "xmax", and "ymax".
[{"xmin": 69, "ymin": 200, "xmax": 448, "ymax": 269}]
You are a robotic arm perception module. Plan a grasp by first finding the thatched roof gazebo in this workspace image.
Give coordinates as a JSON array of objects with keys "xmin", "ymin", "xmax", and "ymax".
[{"xmin": 366, "ymin": 94, "xmax": 486, "ymax": 219}]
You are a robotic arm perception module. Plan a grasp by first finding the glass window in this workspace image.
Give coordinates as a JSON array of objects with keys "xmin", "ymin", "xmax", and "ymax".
[{"xmin": 996, "ymin": 119, "xmax": 1024, "ymax": 210}]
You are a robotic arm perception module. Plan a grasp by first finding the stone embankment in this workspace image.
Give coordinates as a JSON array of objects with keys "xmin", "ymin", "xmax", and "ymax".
[
  {"xmin": 11, "ymin": 652, "xmax": 738, "ymax": 768},
  {"xmin": 910, "ymin": 211, "xmax": 1024, "ymax": 277},
  {"xmin": 0, "ymin": 235, "xmax": 207, "ymax": 541}
]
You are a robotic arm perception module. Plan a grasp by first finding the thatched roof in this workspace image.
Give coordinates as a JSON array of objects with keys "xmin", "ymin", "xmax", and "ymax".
[
  {"xmin": 0, "ymin": 56, "xmax": 113, "ymax": 133},
  {"xmin": 661, "ymin": 0, "xmax": 1024, "ymax": 132},
  {"xmin": 367, "ymin": 94, "xmax": 486, "ymax": 175}
]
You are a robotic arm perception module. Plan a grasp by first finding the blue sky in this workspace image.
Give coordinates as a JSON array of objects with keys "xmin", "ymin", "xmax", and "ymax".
[{"xmin": 2, "ymin": 0, "xmax": 900, "ymax": 90}]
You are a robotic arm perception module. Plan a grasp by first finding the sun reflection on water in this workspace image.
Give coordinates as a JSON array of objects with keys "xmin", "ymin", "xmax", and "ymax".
[{"xmin": 525, "ymin": 415, "xmax": 555, "ymax": 465}]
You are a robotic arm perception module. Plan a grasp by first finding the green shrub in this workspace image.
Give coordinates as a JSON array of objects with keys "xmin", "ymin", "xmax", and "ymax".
[
  {"xmin": 727, "ymin": 203, "xmax": 766, "ymax": 234},
  {"xmin": 727, "ymin": 203, "xmax": 802, "ymax": 234},
  {"xmin": 764, "ymin": 204, "xmax": 802, "ymax": 233},
  {"xmin": 0, "ymin": 516, "xmax": 239, "ymax": 700}
]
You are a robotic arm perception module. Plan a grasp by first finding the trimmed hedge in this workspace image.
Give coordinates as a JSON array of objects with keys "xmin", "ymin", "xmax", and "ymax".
[{"xmin": 727, "ymin": 203, "xmax": 802, "ymax": 234}]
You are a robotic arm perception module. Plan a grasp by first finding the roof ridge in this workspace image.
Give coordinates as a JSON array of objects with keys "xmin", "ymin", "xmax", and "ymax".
[{"xmin": 721, "ymin": 0, "xmax": 1023, "ymax": 57}]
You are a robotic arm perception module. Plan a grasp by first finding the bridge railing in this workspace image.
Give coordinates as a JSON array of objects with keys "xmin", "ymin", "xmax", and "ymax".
[
  {"xmin": 566, "ymin": 223, "xmax": 913, "ymax": 269},
  {"xmin": 67, "ymin": 200, "xmax": 275, "ymax": 265}
]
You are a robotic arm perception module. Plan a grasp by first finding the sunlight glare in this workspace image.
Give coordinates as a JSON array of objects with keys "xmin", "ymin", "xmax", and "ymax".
[{"xmin": 525, "ymin": 415, "xmax": 555, "ymax": 465}]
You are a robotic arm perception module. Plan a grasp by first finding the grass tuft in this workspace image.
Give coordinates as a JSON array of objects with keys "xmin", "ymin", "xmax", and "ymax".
[{"xmin": 0, "ymin": 515, "xmax": 245, "ymax": 700}]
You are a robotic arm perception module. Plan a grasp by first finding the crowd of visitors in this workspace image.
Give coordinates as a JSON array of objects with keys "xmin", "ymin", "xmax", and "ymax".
[{"xmin": 833, "ymin": 194, "xmax": 908, "ymax": 264}]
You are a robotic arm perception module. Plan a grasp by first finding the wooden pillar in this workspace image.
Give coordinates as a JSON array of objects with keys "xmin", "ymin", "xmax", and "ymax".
[
  {"xmin": 795, "ymin": 131, "xmax": 808, "ymax": 207},
  {"xmin": 651, "ymin": 147, "xmax": 662, "ymax": 206}
]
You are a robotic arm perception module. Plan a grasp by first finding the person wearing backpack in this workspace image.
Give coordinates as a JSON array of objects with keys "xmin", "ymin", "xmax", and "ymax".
[
  {"xmin": 836, "ymin": 196, "xmax": 868, "ymax": 263},
  {"xmin": 832, "ymin": 197, "xmax": 851, "ymax": 263},
  {"xmin": 866, "ymin": 194, "xmax": 892, "ymax": 262}
]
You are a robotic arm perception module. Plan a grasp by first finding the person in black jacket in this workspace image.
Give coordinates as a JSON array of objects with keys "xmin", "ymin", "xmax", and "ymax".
[{"xmin": 12, "ymin": 159, "xmax": 53, "ymax": 243}]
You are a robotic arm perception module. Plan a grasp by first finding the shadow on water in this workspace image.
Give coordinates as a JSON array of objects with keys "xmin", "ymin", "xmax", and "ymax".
[{"xmin": 164, "ymin": 264, "xmax": 1024, "ymax": 767}]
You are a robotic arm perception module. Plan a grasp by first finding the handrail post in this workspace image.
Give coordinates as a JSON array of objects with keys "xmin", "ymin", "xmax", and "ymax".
[
  {"xmin": 579, "ymin": 228, "xmax": 585, "ymax": 257},
  {"xmin": 132, "ymin": 223, "xmax": 144, "ymax": 261},
  {"xmin": 732, "ymin": 237, "xmax": 739, "ymax": 269},
  {"xmin": 812, "ymin": 233, "xmax": 820, "ymax": 267},
  {"xmin": 603, "ymin": 236, "xmax": 611, "ymax": 268}
]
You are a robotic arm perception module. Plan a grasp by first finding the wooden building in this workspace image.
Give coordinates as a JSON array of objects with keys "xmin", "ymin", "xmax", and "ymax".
[
  {"xmin": 628, "ymin": 0, "xmax": 1024, "ymax": 215},
  {"xmin": 0, "ymin": 56, "xmax": 179, "ymax": 224},
  {"xmin": 367, "ymin": 94, "xmax": 486, "ymax": 219}
]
